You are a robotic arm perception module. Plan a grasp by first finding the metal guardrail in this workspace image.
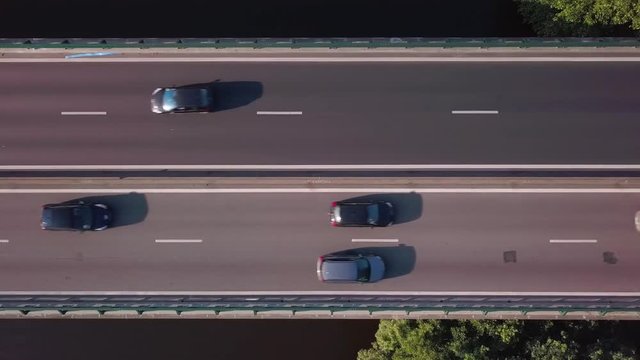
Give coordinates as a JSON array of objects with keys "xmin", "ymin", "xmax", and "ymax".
[
  {"xmin": 1, "ymin": 38, "xmax": 640, "ymax": 49},
  {"xmin": 2, "ymin": 294, "xmax": 640, "ymax": 319}
]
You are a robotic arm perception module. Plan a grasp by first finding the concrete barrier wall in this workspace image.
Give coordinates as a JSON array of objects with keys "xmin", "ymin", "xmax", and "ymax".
[
  {"xmin": 2, "ymin": 294, "xmax": 640, "ymax": 319},
  {"xmin": 1, "ymin": 37, "xmax": 640, "ymax": 49}
]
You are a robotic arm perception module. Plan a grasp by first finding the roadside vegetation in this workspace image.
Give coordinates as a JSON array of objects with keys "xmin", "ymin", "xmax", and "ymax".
[
  {"xmin": 515, "ymin": 0, "xmax": 640, "ymax": 36},
  {"xmin": 357, "ymin": 319, "xmax": 639, "ymax": 360}
]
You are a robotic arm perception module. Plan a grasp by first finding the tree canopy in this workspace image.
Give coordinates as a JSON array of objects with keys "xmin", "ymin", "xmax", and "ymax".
[
  {"xmin": 357, "ymin": 319, "xmax": 638, "ymax": 360},
  {"xmin": 515, "ymin": 0, "xmax": 640, "ymax": 36}
]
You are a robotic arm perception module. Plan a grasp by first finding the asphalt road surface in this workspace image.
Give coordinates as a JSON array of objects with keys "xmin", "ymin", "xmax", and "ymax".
[
  {"xmin": 1, "ymin": 62, "xmax": 639, "ymax": 166},
  {"xmin": 0, "ymin": 191, "xmax": 638, "ymax": 292}
]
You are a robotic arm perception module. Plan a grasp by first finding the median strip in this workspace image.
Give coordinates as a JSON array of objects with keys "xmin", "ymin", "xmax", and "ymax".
[
  {"xmin": 0, "ymin": 188, "xmax": 639, "ymax": 193},
  {"xmin": 2, "ymin": 164, "xmax": 640, "ymax": 170},
  {"xmin": 6, "ymin": 57, "xmax": 640, "ymax": 63}
]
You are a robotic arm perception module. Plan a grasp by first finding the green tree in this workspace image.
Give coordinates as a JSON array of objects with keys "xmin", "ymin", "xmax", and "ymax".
[
  {"xmin": 529, "ymin": 338, "xmax": 577, "ymax": 360},
  {"xmin": 515, "ymin": 0, "xmax": 640, "ymax": 36},
  {"xmin": 357, "ymin": 320, "xmax": 638, "ymax": 360}
]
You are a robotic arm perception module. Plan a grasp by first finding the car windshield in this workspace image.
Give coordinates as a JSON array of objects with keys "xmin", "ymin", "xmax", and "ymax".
[
  {"xmin": 356, "ymin": 258, "xmax": 371, "ymax": 282},
  {"xmin": 71, "ymin": 206, "xmax": 92, "ymax": 230},
  {"xmin": 366, "ymin": 204, "xmax": 380, "ymax": 225},
  {"xmin": 162, "ymin": 89, "xmax": 178, "ymax": 111}
]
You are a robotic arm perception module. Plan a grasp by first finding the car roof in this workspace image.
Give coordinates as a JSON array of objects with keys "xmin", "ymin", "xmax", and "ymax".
[
  {"xmin": 41, "ymin": 205, "xmax": 75, "ymax": 229},
  {"xmin": 334, "ymin": 203, "xmax": 370, "ymax": 224},
  {"xmin": 321, "ymin": 259, "xmax": 358, "ymax": 281},
  {"xmin": 165, "ymin": 88, "xmax": 210, "ymax": 108}
]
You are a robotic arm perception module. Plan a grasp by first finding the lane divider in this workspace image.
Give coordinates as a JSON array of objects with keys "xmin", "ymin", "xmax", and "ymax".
[
  {"xmin": 155, "ymin": 239, "xmax": 202, "ymax": 243},
  {"xmin": 352, "ymin": 239, "xmax": 399, "ymax": 243},
  {"xmin": 451, "ymin": 110, "xmax": 499, "ymax": 115},
  {"xmin": 549, "ymin": 239, "xmax": 598, "ymax": 244},
  {"xmin": 60, "ymin": 112, "xmax": 107, "ymax": 116},
  {"xmin": 256, "ymin": 111, "xmax": 302, "ymax": 115}
]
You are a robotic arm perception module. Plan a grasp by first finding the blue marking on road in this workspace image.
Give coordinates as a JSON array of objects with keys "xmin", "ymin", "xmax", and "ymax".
[{"xmin": 64, "ymin": 52, "xmax": 119, "ymax": 59}]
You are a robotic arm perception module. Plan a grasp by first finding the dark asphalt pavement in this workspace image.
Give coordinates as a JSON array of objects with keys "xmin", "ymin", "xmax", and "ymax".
[
  {"xmin": 0, "ymin": 192, "xmax": 638, "ymax": 292},
  {"xmin": 0, "ymin": 62, "xmax": 639, "ymax": 166}
]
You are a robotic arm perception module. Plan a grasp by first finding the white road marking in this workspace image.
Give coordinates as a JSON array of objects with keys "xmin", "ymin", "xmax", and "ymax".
[
  {"xmin": 3, "ymin": 57, "xmax": 640, "ymax": 63},
  {"xmin": 1, "ymin": 290, "xmax": 640, "ymax": 297},
  {"xmin": 0, "ymin": 164, "xmax": 639, "ymax": 170},
  {"xmin": 0, "ymin": 240, "xmax": 9, "ymax": 243},
  {"xmin": 0, "ymin": 188, "xmax": 639, "ymax": 194},
  {"xmin": 452, "ymin": 110, "xmax": 499, "ymax": 115},
  {"xmin": 549, "ymin": 239, "xmax": 598, "ymax": 244},
  {"xmin": 257, "ymin": 111, "xmax": 302, "ymax": 115},
  {"xmin": 155, "ymin": 239, "xmax": 202, "ymax": 243},
  {"xmin": 352, "ymin": 239, "xmax": 399, "ymax": 243},
  {"xmin": 60, "ymin": 111, "xmax": 107, "ymax": 116}
]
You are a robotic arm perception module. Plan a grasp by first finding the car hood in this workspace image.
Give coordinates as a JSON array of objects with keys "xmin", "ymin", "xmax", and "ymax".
[
  {"xmin": 91, "ymin": 205, "xmax": 112, "ymax": 230},
  {"xmin": 151, "ymin": 88, "xmax": 164, "ymax": 113}
]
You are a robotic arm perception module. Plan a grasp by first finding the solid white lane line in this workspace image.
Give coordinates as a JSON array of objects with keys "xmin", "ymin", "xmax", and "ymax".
[
  {"xmin": 3, "ymin": 290, "xmax": 640, "ymax": 296},
  {"xmin": 452, "ymin": 110, "xmax": 499, "ymax": 115},
  {"xmin": 352, "ymin": 239, "xmax": 399, "ymax": 243},
  {"xmin": 5, "ymin": 57, "xmax": 640, "ymax": 63},
  {"xmin": 256, "ymin": 111, "xmax": 302, "ymax": 115},
  {"xmin": 549, "ymin": 239, "xmax": 598, "ymax": 244},
  {"xmin": 0, "ymin": 240, "xmax": 9, "ymax": 243},
  {"xmin": 155, "ymin": 239, "xmax": 202, "ymax": 243},
  {"xmin": 1, "ymin": 164, "xmax": 639, "ymax": 170},
  {"xmin": 60, "ymin": 112, "xmax": 107, "ymax": 116},
  {"xmin": 1, "ymin": 188, "xmax": 640, "ymax": 194}
]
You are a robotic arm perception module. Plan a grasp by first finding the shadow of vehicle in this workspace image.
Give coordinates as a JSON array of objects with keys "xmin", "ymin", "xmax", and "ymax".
[
  {"xmin": 178, "ymin": 80, "xmax": 263, "ymax": 112},
  {"xmin": 330, "ymin": 245, "xmax": 416, "ymax": 280},
  {"xmin": 340, "ymin": 192, "xmax": 423, "ymax": 224},
  {"xmin": 65, "ymin": 192, "xmax": 148, "ymax": 228},
  {"xmin": 210, "ymin": 80, "xmax": 263, "ymax": 111}
]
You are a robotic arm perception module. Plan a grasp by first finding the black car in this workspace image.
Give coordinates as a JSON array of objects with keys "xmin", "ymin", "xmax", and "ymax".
[
  {"xmin": 41, "ymin": 201, "xmax": 112, "ymax": 231},
  {"xmin": 151, "ymin": 86, "xmax": 214, "ymax": 114},
  {"xmin": 316, "ymin": 254, "xmax": 385, "ymax": 283},
  {"xmin": 329, "ymin": 201, "xmax": 394, "ymax": 227}
]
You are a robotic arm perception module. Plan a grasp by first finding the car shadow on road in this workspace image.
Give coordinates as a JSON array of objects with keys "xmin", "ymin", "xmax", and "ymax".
[
  {"xmin": 211, "ymin": 80, "xmax": 263, "ymax": 111},
  {"xmin": 332, "ymin": 245, "xmax": 417, "ymax": 279},
  {"xmin": 66, "ymin": 192, "xmax": 148, "ymax": 228},
  {"xmin": 341, "ymin": 192, "xmax": 423, "ymax": 224},
  {"xmin": 181, "ymin": 80, "xmax": 263, "ymax": 112}
]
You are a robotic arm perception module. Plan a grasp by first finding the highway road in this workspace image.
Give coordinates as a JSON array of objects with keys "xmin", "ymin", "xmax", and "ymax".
[
  {"xmin": 0, "ymin": 190, "xmax": 638, "ymax": 292},
  {"xmin": 0, "ymin": 61, "xmax": 639, "ymax": 167}
]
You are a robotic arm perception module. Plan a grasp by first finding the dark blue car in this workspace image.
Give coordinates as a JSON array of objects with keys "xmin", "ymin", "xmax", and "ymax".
[{"xmin": 41, "ymin": 201, "xmax": 112, "ymax": 231}]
